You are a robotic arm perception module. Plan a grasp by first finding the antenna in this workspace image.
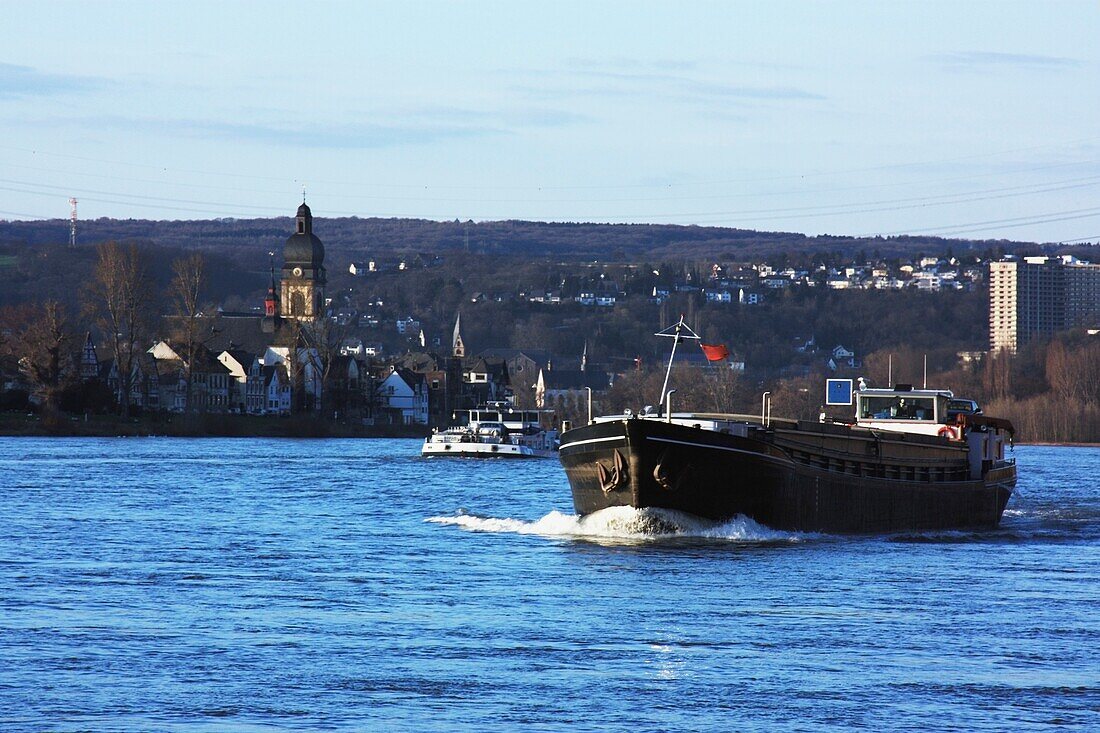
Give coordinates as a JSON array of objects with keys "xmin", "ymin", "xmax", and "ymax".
[
  {"xmin": 302, "ymin": 185, "xmax": 307, "ymax": 204},
  {"xmin": 656, "ymin": 314, "xmax": 701, "ymax": 410},
  {"xmin": 888, "ymin": 354, "xmax": 893, "ymax": 387},
  {"xmin": 69, "ymin": 197, "xmax": 78, "ymax": 247},
  {"xmin": 923, "ymin": 354, "xmax": 928, "ymax": 389}
]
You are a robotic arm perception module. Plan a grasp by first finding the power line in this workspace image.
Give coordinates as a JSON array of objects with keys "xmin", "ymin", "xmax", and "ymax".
[
  {"xmin": 864, "ymin": 206, "xmax": 1100, "ymax": 238},
  {"xmin": 0, "ymin": 208, "xmax": 52, "ymax": 220},
  {"xmin": 3, "ymin": 170, "xmax": 1100, "ymax": 225},
  {"xmin": 2, "ymin": 135, "xmax": 1099, "ymax": 192},
  {"xmin": 6, "ymin": 157, "xmax": 1100, "ymax": 206}
]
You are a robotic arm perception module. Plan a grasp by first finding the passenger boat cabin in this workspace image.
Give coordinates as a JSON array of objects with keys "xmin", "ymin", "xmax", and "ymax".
[{"xmin": 450, "ymin": 403, "xmax": 553, "ymax": 434}]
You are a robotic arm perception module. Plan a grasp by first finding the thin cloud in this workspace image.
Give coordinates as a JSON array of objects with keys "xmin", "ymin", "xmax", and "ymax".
[
  {"xmin": 114, "ymin": 117, "xmax": 500, "ymax": 149},
  {"xmin": 565, "ymin": 56, "xmax": 699, "ymax": 72},
  {"xmin": 933, "ymin": 51, "xmax": 1084, "ymax": 70},
  {"xmin": 511, "ymin": 66, "xmax": 824, "ymax": 104},
  {"xmin": 682, "ymin": 80, "xmax": 824, "ymax": 100},
  {"xmin": 0, "ymin": 62, "xmax": 102, "ymax": 98},
  {"xmin": 405, "ymin": 105, "xmax": 591, "ymax": 128},
  {"xmin": 29, "ymin": 105, "xmax": 588, "ymax": 149}
]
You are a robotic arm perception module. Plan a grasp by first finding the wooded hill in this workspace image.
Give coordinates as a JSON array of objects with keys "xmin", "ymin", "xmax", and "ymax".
[{"xmin": 0, "ymin": 215, "xmax": 1085, "ymax": 265}]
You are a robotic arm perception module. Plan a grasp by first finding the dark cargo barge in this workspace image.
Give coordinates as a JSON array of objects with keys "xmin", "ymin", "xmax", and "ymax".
[
  {"xmin": 558, "ymin": 318, "xmax": 1017, "ymax": 534},
  {"xmin": 558, "ymin": 407, "xmax": 1016, "ymax": 534}
]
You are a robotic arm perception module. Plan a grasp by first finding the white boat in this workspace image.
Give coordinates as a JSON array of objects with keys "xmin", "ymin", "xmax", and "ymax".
[{"xmin": 421, "ymin": 403, "xmax": 560, "ymax": 458}]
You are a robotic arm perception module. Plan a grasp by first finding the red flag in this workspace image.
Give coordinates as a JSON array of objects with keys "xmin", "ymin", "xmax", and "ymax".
[{"xmin": 701, "ymin": 343, "xmax": 729, "ymax": 362}]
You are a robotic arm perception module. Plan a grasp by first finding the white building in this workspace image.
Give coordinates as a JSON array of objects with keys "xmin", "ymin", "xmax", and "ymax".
[
  {"xmin": 396, "ymin": 317, "xmax": 421, "ymax": 335},
  {"xmin": 376, "ymin": 368, "xmax": 429, "ymax": 425},
  {"xmin": 913, "ymin": 273, "xmax": 942, "ymax": 291},
  {"xmin": 738, "ymin": 289, "xmax": 763, "ymax": 305}
]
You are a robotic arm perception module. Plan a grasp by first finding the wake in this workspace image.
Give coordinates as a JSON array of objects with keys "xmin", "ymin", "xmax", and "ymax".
[{"xmin": 426, "ymin": 505, "xmax": 807, "ymax": 543}]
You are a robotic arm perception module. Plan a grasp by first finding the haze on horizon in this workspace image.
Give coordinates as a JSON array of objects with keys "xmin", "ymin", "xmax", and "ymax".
[{"xmin": 2, "ymin": 0, "xmax": 1099, "ymax": 244}]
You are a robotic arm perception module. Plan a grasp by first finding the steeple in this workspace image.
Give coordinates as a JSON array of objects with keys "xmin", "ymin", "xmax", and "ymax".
[
  {"xmin": 295, "ymin": 201, "xmax": 312, "ymax": 236},
  {"xmin": 581, "ymin": 340, "xmax": 588, "ymax": 372},
  {"xmin": 80, "ymin": 332, "xmax": 99, "ymax": 380},
  {"xmin": 280, "ymin": 200, "xmax": 326, "ymax": 322},
  {"xmin": 264, "ymin": 254, "xmax": 278, "ymax": 318},
  {"xmin": 452, "ymin": 313, "xmax": 465, "ymax": 358}
]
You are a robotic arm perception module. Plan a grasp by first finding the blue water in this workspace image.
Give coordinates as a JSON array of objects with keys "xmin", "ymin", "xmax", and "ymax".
[{"xmin": 0, "ymin": 440, "xmax": 1096, "ymax": 732}]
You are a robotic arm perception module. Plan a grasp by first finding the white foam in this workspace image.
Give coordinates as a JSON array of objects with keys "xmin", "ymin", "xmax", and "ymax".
[{"xmin": 427, "ymin": 506, "xmax": 806, "ymax": 543}]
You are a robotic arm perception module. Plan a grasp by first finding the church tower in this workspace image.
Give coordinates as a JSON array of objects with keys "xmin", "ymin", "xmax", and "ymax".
[
  {"xmin": 261, "ymin": 258, "xmax": 280, "ymax": 333},
  {"xmin": 280, "ymin": 202, "xmax": 326, "ymax": 322},
  {"xmin": 452, "ymin": 313, "xmax": 466, "ymax": 358}
]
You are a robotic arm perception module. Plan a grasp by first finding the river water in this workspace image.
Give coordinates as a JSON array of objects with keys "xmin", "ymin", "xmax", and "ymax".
[{"xmin": 0, "ymin": 439, "xmax": 1096, "ymax": 732}]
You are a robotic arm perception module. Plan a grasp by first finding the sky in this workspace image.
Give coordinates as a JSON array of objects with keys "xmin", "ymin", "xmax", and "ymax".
[{"xmin": 2, "ymin": 1, "xmax": 1099, "ymax": 243}]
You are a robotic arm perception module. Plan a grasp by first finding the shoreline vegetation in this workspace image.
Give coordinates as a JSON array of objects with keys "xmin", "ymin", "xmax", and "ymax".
[{"xmin": 0, "ymin": 413, "xmax": 428, "ymax": 439}]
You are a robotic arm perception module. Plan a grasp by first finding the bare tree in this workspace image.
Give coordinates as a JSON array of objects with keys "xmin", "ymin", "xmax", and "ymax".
[
  {"xmin": 275, "ymin": 318, "xmax": 317, "ymax": 414},
  {"xmin": 1046, "ymin": 338, "xmax": 1100, "ymax": 404},
  {"xmin": 699, "ymin": 364, "xmax": 742, "ymax": 413},
  {"xmin": 169, "ymin": 253, "xmax": 206, "ymax": 411},
  {"xmin": 982, "ymin": 350, "xmax": 1012, "ymax": 402},
  {"xmin": 85, "ymin": 242, "xmax": 152, "ymax": 416},
  {"xmin": 1, "ymin": 301, "xmax": 76, "ymax": 417},
  {"xmin": 305, "ymin": 316, "xmax": 352, "ymax": 418}
]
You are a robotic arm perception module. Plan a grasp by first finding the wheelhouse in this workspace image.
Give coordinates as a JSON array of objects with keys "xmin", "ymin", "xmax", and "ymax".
[{"xmin": 855, "ymin": 386, "xmax": 955, "ymax": 437}]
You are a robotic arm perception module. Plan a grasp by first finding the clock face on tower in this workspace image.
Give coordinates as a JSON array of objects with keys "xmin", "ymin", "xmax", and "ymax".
[{"xmin": 292, "ymin": 267, "xmax": 303, "ymax": 277}]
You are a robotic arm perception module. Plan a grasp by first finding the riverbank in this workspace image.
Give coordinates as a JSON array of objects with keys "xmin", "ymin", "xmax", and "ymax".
[{"xmin": 0, "ymin": 413, "xmax": 429, "ymax": 439}]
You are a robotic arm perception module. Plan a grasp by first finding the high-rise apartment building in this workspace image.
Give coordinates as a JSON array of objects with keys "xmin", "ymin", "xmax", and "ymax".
[
  {"xmin": 989, "ymin": 256, "xmax": 1100, "ymax": 353},
  {"xmin": 989, "ymin": 260, "xmax": 1019, "ymax": 353},
  {"xmin": 1065, "ymin": 259, "xmax": 1100, "ymax": 330}
]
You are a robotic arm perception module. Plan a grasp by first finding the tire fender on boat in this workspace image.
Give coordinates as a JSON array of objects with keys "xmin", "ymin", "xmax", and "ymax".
[
  {"xmin": 653, "ymin": 449, "xmax": 692, "ymax": 491},
  {"xmin": 938, "ymin": 425, "xmax": 959, "ymax": 441}
]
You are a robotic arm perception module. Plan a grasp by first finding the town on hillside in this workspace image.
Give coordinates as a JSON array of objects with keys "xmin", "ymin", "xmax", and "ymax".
[{"xmin": 1, "ymin": 205, "xmax": 1098, "ymax": 440}]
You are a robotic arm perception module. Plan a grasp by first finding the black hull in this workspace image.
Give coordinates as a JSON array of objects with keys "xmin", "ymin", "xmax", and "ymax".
[{"xmin": 558, "ymin": 419, "xmax": 1016, "ymax": 534}]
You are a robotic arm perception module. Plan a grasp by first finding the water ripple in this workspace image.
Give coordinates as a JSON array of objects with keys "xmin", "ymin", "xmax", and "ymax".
[{"xmin": 0, "ymin": 439, "xmax": 1096, "ymax": 732}]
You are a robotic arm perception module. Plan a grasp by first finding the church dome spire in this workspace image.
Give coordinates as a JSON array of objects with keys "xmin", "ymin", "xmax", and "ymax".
[
  {"xmin": 284, "ymin": 202, "xmax": 325, "ymax": 268},
  {"xmin": 280, "ymin": 200, "xmax": 327, "ymax": 322}
]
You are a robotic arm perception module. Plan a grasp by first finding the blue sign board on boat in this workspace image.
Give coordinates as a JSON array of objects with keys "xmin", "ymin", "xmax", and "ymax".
[{"xmin": 826, "ymin": 378, "xmax": 853, "ymax": 406}]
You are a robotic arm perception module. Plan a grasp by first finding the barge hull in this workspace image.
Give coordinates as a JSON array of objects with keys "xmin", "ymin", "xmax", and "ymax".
[{"xmin": 558, "ymin": 419, "xmax": 1015, "ymax": 534}]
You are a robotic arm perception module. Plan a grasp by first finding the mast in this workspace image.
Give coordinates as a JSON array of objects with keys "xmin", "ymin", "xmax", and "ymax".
[{"xmin": 656, "ymin": 314, "xmax": 700, "ymax": 412}]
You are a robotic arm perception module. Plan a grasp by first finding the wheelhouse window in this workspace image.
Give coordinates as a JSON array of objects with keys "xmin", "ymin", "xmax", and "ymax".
[{"xmin": 859, "ymin": 396, "xmax": 935, "ymax": 421}]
